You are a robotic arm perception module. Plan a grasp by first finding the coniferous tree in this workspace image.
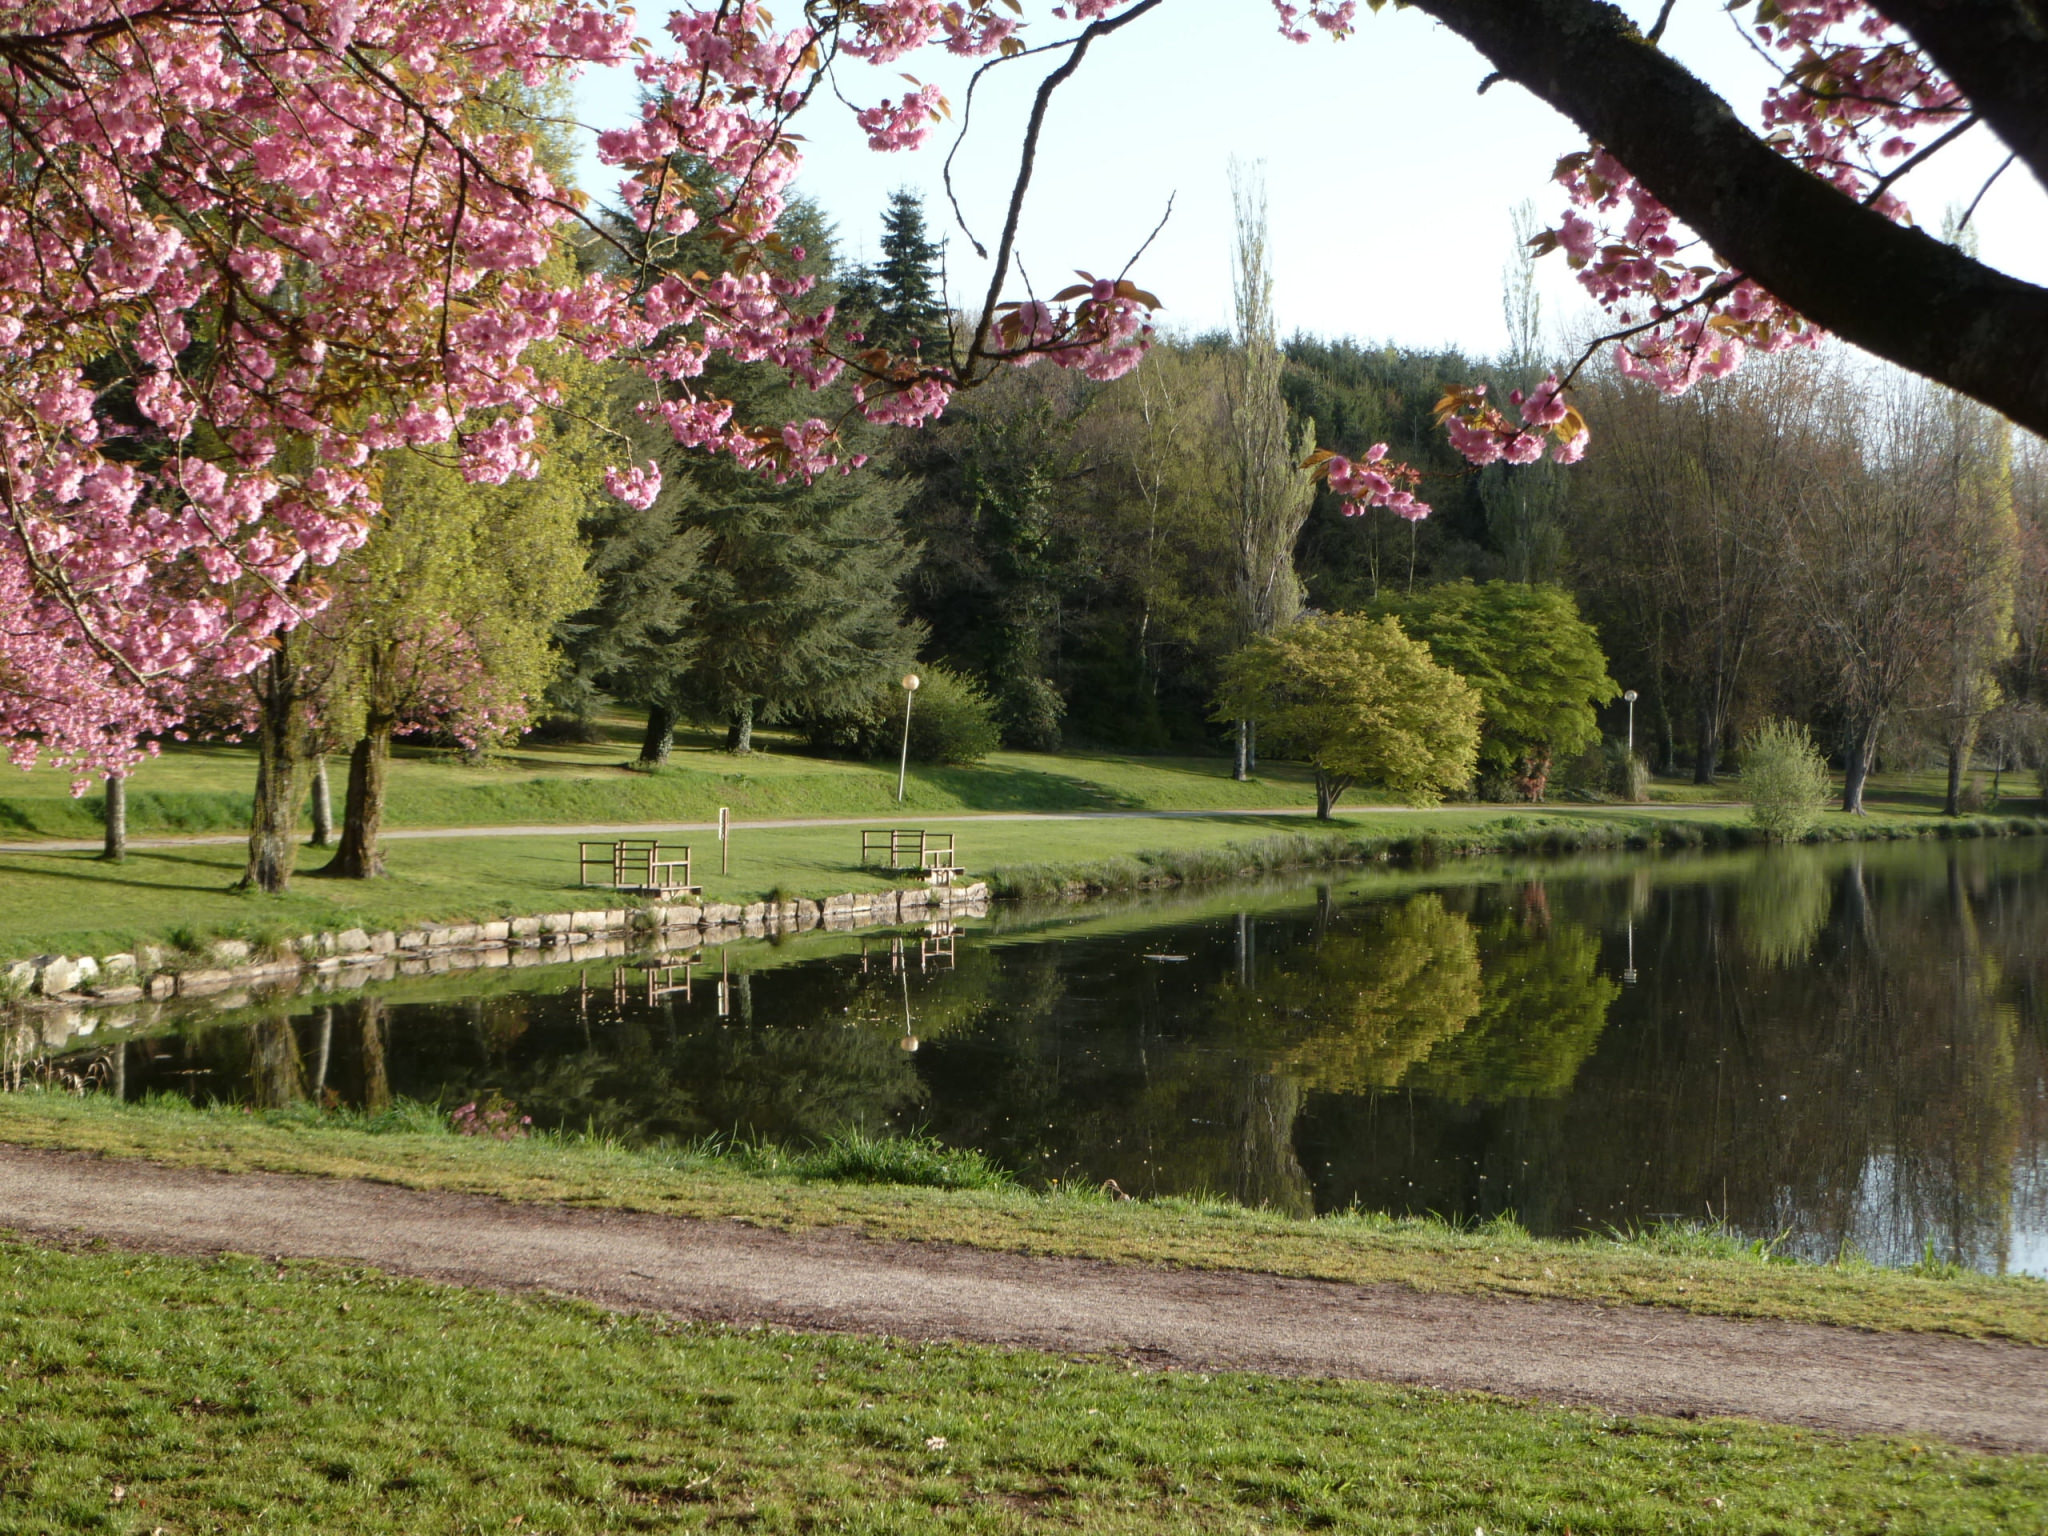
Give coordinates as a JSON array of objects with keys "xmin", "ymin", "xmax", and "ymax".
[{"xmin": 840, "ymin": 189, "xmax": 949, "ymax": 359}]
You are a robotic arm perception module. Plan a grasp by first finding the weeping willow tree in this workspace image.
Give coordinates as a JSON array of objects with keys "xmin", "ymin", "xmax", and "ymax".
[{"xmin": 1225, "ymin": 160, "xmax": 1316, "ymax": 780}]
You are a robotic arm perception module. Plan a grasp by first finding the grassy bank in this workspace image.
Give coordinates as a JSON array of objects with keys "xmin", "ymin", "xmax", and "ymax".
[
  {"xmin": 7, "ymin": 795, "xmax": 2042, "ymax": 962},
  {"xmin": 0, "ymin": 719, "xmax": 1326, "ymax": 841},
  {"xmin": 5, "ymin": 1093, "xmax": 2043, "ymax": 1346},
  {"xmin": 5, "ymin": 1239, "xmax": 2041, "ymax": 1533}
]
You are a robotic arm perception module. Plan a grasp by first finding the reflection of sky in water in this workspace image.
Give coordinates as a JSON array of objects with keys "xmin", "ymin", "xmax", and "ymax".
[{"xmin": 33, "ymin": 840, "xmax": 2048, "ymax": 1279}]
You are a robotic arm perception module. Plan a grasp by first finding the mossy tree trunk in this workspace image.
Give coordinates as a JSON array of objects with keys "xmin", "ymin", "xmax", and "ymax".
[
  {"xmin": 238, "ymin": 647, "xmax": 305, "ymax": 894},
  {"xmin": 324, "ymin": 713, "xmax": 394, "ymax": 879}
]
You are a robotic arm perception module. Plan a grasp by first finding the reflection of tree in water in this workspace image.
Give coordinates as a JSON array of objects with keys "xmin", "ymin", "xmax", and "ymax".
[
  {"xmin": 1218, "ymin": 894, "xmax": 1482, "ymax": 1093},
  {"xmin": 1734, "ymin": 854, "xmax": 1834, "ymax": 970},
  {"xmin": 1299, "ymin": 844, "xmax": 2046, "ymax": 1271},
  {"xmin": 246, "ymin": 1010, "xmax": 306, "ymax": 1109},
  {"xmin": 1404, "ymin": 906, "xmax": 1620, "ymax": 1104}
]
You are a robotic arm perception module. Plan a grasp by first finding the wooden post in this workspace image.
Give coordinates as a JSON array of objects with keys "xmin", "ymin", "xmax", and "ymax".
[{"xmin": 719, "ymin": 805, "xmax": 730, "ymax": 875}]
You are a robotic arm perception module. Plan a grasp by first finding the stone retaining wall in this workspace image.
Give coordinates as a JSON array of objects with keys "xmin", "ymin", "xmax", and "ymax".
[{"xmin": 1, "ymin": 882, "xmax": 991, "ymax": 1030}]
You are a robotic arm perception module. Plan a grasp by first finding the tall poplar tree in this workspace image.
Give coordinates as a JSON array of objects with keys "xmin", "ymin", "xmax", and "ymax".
[{"xmin": 1225, "ymin": 161, "xmax": 1316, "ymax": 780}]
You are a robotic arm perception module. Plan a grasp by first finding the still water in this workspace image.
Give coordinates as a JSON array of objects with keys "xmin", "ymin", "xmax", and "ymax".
[{"xmin": 46, "ymin": 839, "xmax": 2048, "ymax": 1276}]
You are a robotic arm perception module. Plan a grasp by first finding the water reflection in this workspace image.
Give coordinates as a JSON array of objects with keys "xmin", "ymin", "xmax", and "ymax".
[{"xmin": 37, "ymin": 839, "xmax": 2048, "ymax": 1275}]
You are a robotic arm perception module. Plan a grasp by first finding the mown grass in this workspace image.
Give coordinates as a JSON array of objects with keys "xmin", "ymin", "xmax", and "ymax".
[
  {"xmin": 0, "ymin": 716, "xmax": 1325, "ymax": 840},
  {"xmin": 5, "ymin": 1238, "xmax": 2044, "ymax": 1533},
  {"xmin": 5, "ymin": 1091, "xmax": 2044, "ymax": 1347}
]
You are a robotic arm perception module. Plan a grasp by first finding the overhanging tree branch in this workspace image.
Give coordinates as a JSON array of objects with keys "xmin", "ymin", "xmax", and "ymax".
[{"xmin": 1407, "ymin": 0, "xmax": 2048, "ymax": 437}]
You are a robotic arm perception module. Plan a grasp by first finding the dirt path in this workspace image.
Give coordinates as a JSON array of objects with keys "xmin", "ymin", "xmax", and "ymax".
[{"xmin": 4, "ymin": 1148, "xmax": 2040, "ymax": 1452}]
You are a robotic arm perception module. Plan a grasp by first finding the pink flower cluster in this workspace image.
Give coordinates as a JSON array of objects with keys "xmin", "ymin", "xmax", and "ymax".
[
  {"xmin": 1433, "ymin": 377, "xmax": 1591, "ymax": 469},
  {"xmin": 1320, "ymin": 443, "xmax": 1431, "ymax": 522}
]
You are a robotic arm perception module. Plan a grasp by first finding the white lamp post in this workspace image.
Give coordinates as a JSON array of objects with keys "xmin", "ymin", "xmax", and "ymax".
[
  {"xmin": 896, "ymin": 672, "xmax": 920, "ymax": 804},
  {"xmin": 1623, "ymin": 689, "xmax": 1639, "ymax": 756}
]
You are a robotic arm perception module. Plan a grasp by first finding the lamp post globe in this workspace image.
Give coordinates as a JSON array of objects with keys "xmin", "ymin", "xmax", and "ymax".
[
  {"xmin": 896, "ymin": 673, "xmax": 922, "ymax": 804},
  {"xmin": 1622, "ymin": 689, "xmax": 1639, "ymax": 756}
]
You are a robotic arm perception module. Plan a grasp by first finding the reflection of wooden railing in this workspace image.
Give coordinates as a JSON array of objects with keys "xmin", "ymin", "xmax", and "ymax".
[{"xmin": 578, "ymin": 838, "xmax": 699, "ymax": 897}]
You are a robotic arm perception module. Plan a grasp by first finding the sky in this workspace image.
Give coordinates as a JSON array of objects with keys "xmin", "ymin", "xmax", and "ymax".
[{"xmin": 567, "ymin": 0, "xmax": 2048, "ymax": 364}]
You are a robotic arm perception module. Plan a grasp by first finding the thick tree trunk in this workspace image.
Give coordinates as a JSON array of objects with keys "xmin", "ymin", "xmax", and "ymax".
[
  {"xmin": 725, "ymin": 700, "xmax": 755, "ymax": 755},
  {"xmin": 1693, "ymin": 701, "xmax": 1722, "ymax": 785},
  {"xmin": 323, "ymin": 720, "xmax": 392, "ymax": 879},
  {"xmin": 1233, "ymin": 719, "xmax": 1249, "ymax": 782},
  {"xmin": 640, "ymin": 704, "xmax": 676, "ymax": 765},
  {"xmin": 238, "ymin": 651, "xmax": 304, "ymax": 894},
  {"xmin": 99, "ymin": 774, "xmax": 125, "ymax": 863},
  {"xmin": 308, "ymin": 754, "xmax": 333, "ymax": 847},
  {"xmin": 1247, "ymin": 719, "xmax": 1258, "ymax": 772},
  {"xmin": 1841, "ymin": 718, "xmax": 1879, "ymax": 816},
  {"xmin": 1313, "ymin": 771, "xmax": 1350, "ymax": 820}
]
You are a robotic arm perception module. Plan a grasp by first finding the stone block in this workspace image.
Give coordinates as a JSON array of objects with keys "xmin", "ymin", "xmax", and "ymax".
[
  {"xmin": 336, "ymin": 929, "xmax": 373, "ymax": 954},
  {"xmin": 741, "ymin": 902, "xmax": 768, "ymax": 923},
  {"xmin": 370, "ymin": 931, "xmax": 397, "ymax": 955},
  {"xmin": 98, "ymin": 953, "xmax": 138, "ymax": 983},
  {"xmin": 702, "ymin": 903, "xmax": 742, "ymax": 926},
  {"xmin": 35, "ymin": 956, "xmax": 80, "ymax": 995},
  {"xmin": 604, "ymin": 910, "xmax": 629, "ymax": 930},
  {"xmin": 509, "ymin": 916, "xmax": 542, "ymax": 938},
  {"xmin": 396, "ymin": 930, "xmax": 429, "ymax": 951},
  {"xmin": 666, "ymin": 905, "xmax": 703, "ymax": 928},
  {"xmin": 135, "ymin": 943, "xmax": 167, "ymax": 972},
  {"xmin": 480, "ymin": 920, "xmax": 511, "ymax": 943},
  {"xmin": 430, "ymin": 924, "xmax": 480, "ymax": 949},
  {"xmin": 541, "ymin": 913, "xmax": 574, "ymax": 934},
  {"xmin": 176, "ymin": 969, "xmax": 238, "ymax": 997},
  {"xmin": 89, "ymin": 985, "xmax": 144, "ymax": 1006},
  {"xmin": 2, "ymin": 959, "xmax": 34, "ymax": 996},
  {"xmin": 209, "ymin": 939, "xmax": 252, "ymax": 965},
  {"xmin": 571, "ymin": 910, "xmax": 607, "ymax": 931}
]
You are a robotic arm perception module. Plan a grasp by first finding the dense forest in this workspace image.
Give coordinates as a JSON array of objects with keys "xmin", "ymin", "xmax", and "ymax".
[{"xmin": 557, "ymin": 187, "xmax": 2047, "ymax": 798}]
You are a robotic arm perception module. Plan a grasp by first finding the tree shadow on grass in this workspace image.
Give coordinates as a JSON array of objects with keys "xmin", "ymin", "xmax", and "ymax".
[{"xmin": 916, "ymin": 764, "xmax": 1141, "ymax": 812}]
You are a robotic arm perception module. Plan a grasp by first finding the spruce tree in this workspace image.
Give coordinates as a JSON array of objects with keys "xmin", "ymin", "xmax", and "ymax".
[{"xmin": 841, "ymin": 189, "xmax": 948, "ymax": 358}]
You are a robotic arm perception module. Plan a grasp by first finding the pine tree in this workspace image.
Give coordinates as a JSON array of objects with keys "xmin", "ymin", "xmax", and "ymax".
[{"xmin": 841, "ymin": 189, "xmax": 949, "ymax": 359}]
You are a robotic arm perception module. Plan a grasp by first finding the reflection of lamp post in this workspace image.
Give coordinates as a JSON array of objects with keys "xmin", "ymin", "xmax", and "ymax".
[
  {"xmin": 1622, "ymin": 689, "xmax": 1639, "ymax": 756},
  {"xmin": 896, "ymin": 672, "xmax": 921, "ymax": 804},
  {"xmin": 1623, "ymin": 917, "xmax": 1637, "ymax": 985}
]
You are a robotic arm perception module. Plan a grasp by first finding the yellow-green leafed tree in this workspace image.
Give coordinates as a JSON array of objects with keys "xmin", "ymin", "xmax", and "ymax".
[
  {"xmin": 316, "ymin": 355, "xmax": 604, "ymax": 878},
  {"xmin": 1213, "ymin": 613, "xmax": 1481, "ymax": 817}
]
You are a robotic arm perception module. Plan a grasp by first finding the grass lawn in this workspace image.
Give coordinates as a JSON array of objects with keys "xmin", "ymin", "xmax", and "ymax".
[
  {"xmin": 0, "ymin": 712, "xmax": 1332, "ymax": 841},
  {"xmin": 5, "ymin": 1239, "xmax": 2040, "ymax": 1534},
  {"xmin": 5, "ymin": 1093, "xmax": 2044, "ymax": 1347}
]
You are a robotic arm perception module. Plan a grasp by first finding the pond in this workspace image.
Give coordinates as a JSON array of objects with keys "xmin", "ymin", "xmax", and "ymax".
[{"xmin": 33, "ymin": 837, "xmax": 2048, "ymax": 1276}]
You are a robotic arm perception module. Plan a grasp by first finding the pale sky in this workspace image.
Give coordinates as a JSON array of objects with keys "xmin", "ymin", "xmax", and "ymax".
[{"xmin": 568, "ymin": 0, "xmax": 2048, "ymax": 362}]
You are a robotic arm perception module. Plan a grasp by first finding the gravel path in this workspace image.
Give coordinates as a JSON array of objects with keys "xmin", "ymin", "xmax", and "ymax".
[{"xmin": 4, "ymin": 1147, "xmax": 2041, "ymax": 1452}]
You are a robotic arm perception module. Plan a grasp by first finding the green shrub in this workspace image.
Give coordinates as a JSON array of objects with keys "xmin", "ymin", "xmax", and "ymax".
[
  {"xmin": 907, "ymin": 664, "xmax": 1002, "ymax": 764},
  {"xmin": 1740, "ymin": 717, "xmax": 1832, "ymax": 841}
]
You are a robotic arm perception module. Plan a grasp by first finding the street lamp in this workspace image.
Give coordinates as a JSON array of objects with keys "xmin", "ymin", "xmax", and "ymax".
[
  {"xmin": 896, "ymin": 672, "xmax": 920, "ymax": 804},
  {"xmin": 1622, "ymin": 689, "xmax": 1639, "ymax": 756}
]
